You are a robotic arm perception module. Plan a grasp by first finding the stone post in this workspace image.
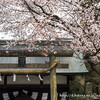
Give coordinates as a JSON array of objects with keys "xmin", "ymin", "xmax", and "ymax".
[{"xmin": 86, "ymin": 82, "xmax": 92, "ymax": 100}]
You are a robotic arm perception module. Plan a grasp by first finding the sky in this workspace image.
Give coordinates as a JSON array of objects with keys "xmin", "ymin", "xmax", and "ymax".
[{"xmin": 0, "ymin": 33, "xmax": 13, "ymax": 40}]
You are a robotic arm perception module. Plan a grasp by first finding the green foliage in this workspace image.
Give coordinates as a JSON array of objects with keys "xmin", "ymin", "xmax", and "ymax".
[
  {"xmin": 81, "ymin": 0, "xmax": 100, "ymax": 7},
  {"xmin": 84, "ymin": 0, "xmax": 100, "ymax": 3},
  {"xmin": 70, "ymin": 80, "xmax": 84, "ymax": 94},
  {"xmin": 69, "ymin": 80, "xmax": 84, "ymax": 100}
]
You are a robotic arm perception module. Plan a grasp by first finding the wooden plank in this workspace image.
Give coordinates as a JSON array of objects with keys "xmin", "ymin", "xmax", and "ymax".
[
  {"xmin": 0, "ymin": 50, "xmax": 73, "ymax": 57},
  {"xmin": 0, "ymin": 40, "xmax": 71, "ymax": 45},
  {"xmin": 0, "ymin": 84, "xmax": 68, "ymax": 88},
  {"xmin": 50, "ymin": 55, "xmax": 57, "ymax": 100},
  {"xmin": 0, "ymin": 63, "xmax": 68, "ymax": 68}
]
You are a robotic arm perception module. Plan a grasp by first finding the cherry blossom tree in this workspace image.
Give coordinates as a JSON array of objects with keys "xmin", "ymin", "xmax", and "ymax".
[{"xmin": 0, "ymin": 0, "xmax": 100, "ymax": 64}]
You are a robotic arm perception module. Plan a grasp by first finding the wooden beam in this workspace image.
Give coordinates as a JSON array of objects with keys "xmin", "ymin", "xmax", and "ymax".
[
  {"xmin": 0, "ymin": 84, "xmax": 68, "ymax": 88},
  {"xmin": 0, "ymin": 60, "xmax": 59, "ymax": 74},
  {"xmin": 50, "ymin": 55, "xmax": 57, "ymax": 100},
  {"xmin": 0, "ymin": 64, "xmax": 68, "ymax": 68},
  {"xmin": 0, "ymin": 50, "xmax": 73, "ymax": 57}
]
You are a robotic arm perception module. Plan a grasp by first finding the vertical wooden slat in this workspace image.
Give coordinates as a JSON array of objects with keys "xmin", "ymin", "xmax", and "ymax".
[
  {"xmin": 4, "ymin": 75, "xmax": 7, "ymax": 87},
  {"xmin": 50, "ymin": 55, "xmax": 57, "ymax": 100},
  {"xmin": 18, "ymin": 56, "xmax": 26, "ymax": 67},
  {"xmin": 67, "ymin": 76, "xmax": 70, "ymax": 100}
]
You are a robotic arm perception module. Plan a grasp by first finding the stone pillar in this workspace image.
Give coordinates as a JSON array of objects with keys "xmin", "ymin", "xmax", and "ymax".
[
  {"xmin": 86, "ymin": 82, "xmax": 92, "ymax": 100},
  {"xmin": 50, "ymin": 55, "xmax": 57, "ymax": 100},
  {"xmin": 99, "ymin": 85, "xmax": 100, "ymax": 95}
]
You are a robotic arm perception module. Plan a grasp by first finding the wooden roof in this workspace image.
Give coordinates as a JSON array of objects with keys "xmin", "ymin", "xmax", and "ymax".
[{"xmin": 0, "ymin": 40, "xmax": 88, "ymax": 74}]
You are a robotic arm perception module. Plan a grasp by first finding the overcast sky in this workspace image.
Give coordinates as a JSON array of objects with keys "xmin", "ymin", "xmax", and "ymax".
[{"xmin": 0, "ymin": 33, "xmax": 13, "ymax": 40}]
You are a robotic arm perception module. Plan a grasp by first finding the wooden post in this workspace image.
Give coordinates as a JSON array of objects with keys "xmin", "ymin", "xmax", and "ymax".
[{"xmin": 50, "ymin": 55, "xmax": 57, "ymax": 100}]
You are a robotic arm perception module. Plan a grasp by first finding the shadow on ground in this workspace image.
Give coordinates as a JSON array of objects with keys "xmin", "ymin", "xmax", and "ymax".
[{"xmin": 15, "ymin": 94, "xmax": 33, "ymax": 100}]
